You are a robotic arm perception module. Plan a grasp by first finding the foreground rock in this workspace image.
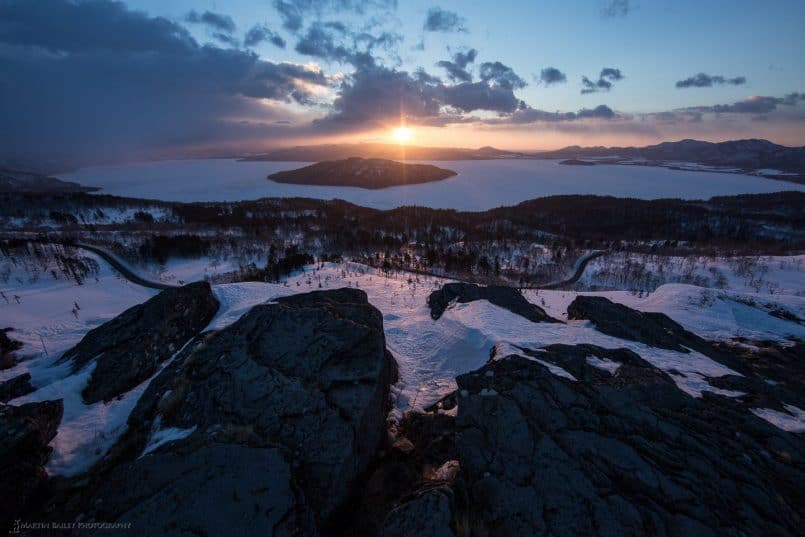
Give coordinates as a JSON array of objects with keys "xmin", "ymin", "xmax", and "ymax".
[
  {"xmin": 445, "ymin": 343, "xmax": 805, "ymax": 536},
  {"xmin": 70, "ymin": 288, "xmax": 396, "ymax": 535},
  {"xmin": 0, "ymin": 372, "xmax": 35, "ymax": 402},
  {"xmin": 0, "ymin": 400, "xmax": 63, "ymax": 531},
  {"xmin": 58, "ymin": 281, "xmax": 219, "ymax": 403},
  {"xmin": 428, "ymin": 283, "xmax": 560, "ymax": 323},
  {"xmin": 268, "ymin": 157, "xmax": 457, "ymax": 189}
]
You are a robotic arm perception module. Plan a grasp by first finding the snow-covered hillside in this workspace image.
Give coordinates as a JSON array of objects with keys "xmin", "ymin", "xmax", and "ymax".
[{"xmin": 1, "ymin": 259, "xmax": 803, "ymax": 477}]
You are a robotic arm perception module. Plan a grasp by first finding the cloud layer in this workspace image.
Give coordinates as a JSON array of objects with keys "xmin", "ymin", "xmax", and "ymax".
[{"xmin": 676, "ymin": 73, "xmax": 747, "ymax": 88}]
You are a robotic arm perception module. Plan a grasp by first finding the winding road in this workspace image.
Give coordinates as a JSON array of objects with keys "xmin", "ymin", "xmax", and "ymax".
[
  {"xmin": 72, "ymin": 242, "xmax": 176, "ymax": 290},
  {"xmin": 9, "ymin": 238, "xmax": 604, "ymax": 292},
  {"xmin": 534, "ymin": 250, "xmax": 606, "ymax": 290}
]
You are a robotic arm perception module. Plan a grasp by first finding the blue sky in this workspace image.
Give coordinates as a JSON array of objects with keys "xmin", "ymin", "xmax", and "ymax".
[{"xmin": 1, "ymin": 0, "xmax": 804, "ymax": 162}]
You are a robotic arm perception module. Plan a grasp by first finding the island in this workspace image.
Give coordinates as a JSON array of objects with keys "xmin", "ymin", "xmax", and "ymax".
[
  {"xmin": 267, "ymin": 157, "xmax": 458, "ymax": 189},
  {"xmin": 559, "ymin": 159, "xmax": 596, "ymax": 166}
]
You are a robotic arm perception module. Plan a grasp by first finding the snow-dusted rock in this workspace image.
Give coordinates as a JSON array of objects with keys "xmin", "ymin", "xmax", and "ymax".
[
  {"xmin": 69, "ymin": 288, "xmax": 396, "ymax": 534},
  {"xmin": 428, "ymin": 283, "xmax": 559, "ymax": 323},
  {"xmin": 567, "ymin": 294, "xmax": 707, "ymax": 352},
  {"xmin": 58, "ymin": 281, "xmax": 219, "ymax": 403},
  {"xmin": 0, "ymin": 372, "xmax": 34, "ymax": 402}
]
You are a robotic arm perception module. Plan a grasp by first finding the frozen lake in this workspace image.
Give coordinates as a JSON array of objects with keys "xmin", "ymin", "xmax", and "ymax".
[{"xmin": 59, "ymin": 158, "xmax": 805, "ymax": 211}]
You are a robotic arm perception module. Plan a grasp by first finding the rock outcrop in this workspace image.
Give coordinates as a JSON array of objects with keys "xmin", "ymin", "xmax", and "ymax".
[
  {"xmin": 0, "ymin": 400, "xmax": 63, "ymax": 531},
  {"xmin": 58, "ymin": 281, "xmax": 219, "ymax": 403},
  {"xmin": 567, "ymin": 295, "xmax": 706, "ymax": 352},
  {"xmin": 446, "ymin": 343, "xmax": 805, "ymax": 536},
  {"xmin": 0, "ymin": 372, "xmax": 35, "ymax": 402},
  {"xmin": 428, "ymin": 283, "xmax": 559, "ymax": 323},
  {"xmin": 70, "ymin": 288, "xmax": 397, "ymax": 535}
]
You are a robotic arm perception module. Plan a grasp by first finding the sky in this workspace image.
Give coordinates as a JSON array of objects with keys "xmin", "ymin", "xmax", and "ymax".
[{"xmin": 1, "ymin": 0, "xmax": 804, "ymax": 166}]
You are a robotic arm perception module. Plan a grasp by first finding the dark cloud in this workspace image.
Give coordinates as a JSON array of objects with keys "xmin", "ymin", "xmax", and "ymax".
[
  {"xmin": 0, "ymin": 0, "xmax": 330, "ymax": 162},
  {"xmin": 294, "ymin": 21, "xmax": 401, "ymax": 69},
  {"xmin": 436, "ymin": 48, "xmax": 477, "ymax": 82},
  {"xmin": 684, "ymin": 93, "xmax": 805, "ymax": 115},
  {"xmin": 244, "ymin": 24, "xmax": 286, "ymax": 48},
  {"xmin": 273, "ymin": 0, "xmax": 398, "ymax": 32},
  {"xmin": 423, "ymin": 7, "xmax": 467, "ymax": 33},
  {"xmin": 0, "ymin": 0, "xmax": 196, "ymax": 53},
  {"xmin": 675, "ymin": 73, "xmax": 747, "ymax": 88},
  {"xmin": 317, "ymin": 66, "xmax": 442, "ymax": 128},
  {"xmin": 442, "ymin": 82, "xmax": 520, "ymax": 113},
  {"xmin": 318, "ymin": 61, "xmax": 527, "ymax": 128},
  {"xmin": 185, "ymin": 10, "xmax": 236, "ymax": 34},
  {"xmin": 479, "ymin": 61, "xmax": 527, "ymax": 90},
  {"xmin": 539, "ymin": 67, "xmax": 567, "ymax": 85},
  {"xmin": 499, "ymin": 104, "xmax": 617, "ymax": 124},
  {"xmin": 602, "ymin": 0, "xmax": 630, "ymax": 18},
  {"xmin": 581, "ymin": 68, "xmax": 624, "ymax": 94}
]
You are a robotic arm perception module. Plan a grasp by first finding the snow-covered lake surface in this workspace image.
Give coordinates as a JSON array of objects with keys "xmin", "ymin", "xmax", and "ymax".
[{"xmin": 59, "ymin": 159, "xmax": 805, "ymax": 210}]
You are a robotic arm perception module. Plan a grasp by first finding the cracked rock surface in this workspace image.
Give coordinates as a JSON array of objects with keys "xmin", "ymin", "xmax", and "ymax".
[
  {"xmin": 451, "ymin": 343, "xmax": 805, "ymax": 536},
  {"xmin": 70, "ymin": 288, "xmax": 396, "ymax": 536}
]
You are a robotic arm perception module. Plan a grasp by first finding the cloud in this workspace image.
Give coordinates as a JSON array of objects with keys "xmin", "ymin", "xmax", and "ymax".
[
  {"xmin": 436, "ymin": 48, "xmax": 477, "ymax": 82},
  {"xmin": 316, "ymin": 65, "xmax": 442, "ymax": 128},
  {"xmin": 185, "ymin": 10, "xmax": 236, "ymax": 34},
  {"xmin": 423, "ymin": 7, "xmax": 467, "ymax": 33},
  {"xmin": 602, "ymin": 0, "xmax": 630, "ymax": 18},
  {"xmin": 538, "ymin": 67, "xmax": 567, "ymax": 85},
  {"xmin": 244, "ymin": 24, "xmax": 286, "ymax": 48},
  {"xmin": 273, "ymin": 0, "xmax": 398, "ymax": 32},
  {"xmin": 581, "ymin": 67, "xmax": 624, "ymax": 94},
  {"xmin": 442, "ymin": 82, "xmax": 520, "ymax": 113},
  {"xmin": 0, "ymin": 0, "xmax": 331, "ymax": 162},
  {"xmin": 479, "ymin": 61, "xmax": 527, "ymax": 90},
  {"xmin": 675, "ymin": 73, "xmax": 747, "ymax": 88},
  {"xmin": 683, "ymin": 93, "xmax": 805, "ymax": 115},
  {"xmin": 491, "ymin": 104, "xmax": 618, "ymax": 124},
  {"xmin": 318, "ymin": 60, "xmax": 528, "ymax": 128},
  {"xmin": 293, "ymin": 21, "xmax": 401, "ymax": 69},
  {"xmin": 0, "ymin": 0, "xmax": 196, "ymax": 53}
]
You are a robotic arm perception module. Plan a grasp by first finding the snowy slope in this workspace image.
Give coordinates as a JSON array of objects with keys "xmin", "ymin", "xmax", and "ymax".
[{"xmin": 2, "ymin": 260, "xmax": 803, "ymax": 476}]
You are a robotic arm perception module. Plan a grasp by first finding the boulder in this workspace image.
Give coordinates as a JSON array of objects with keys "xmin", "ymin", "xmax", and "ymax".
[
  {"xmin": 0, "ymin": 400, "xmax": 63, "ymax": 531},
  {"xmin": 452, "ymin": 343, "xmax": 805, "ymax": 536},
  {"xmin": 0, "ymin": 372, "xmax": 35, "ymax": 402},
  {"xmin": 428, "ymin": 283, "xmax": 559, "ymax": 323},
  {"xmin": 74, "ymin": 288, "xmax": 396, "ymax": 534},
  {"xmin": 567, "ymin": 295, "xmax": 710, "ymax": 352},
  {"xmin": 58, "ymin": 281, "xmax": 219, "ymax": 403}
]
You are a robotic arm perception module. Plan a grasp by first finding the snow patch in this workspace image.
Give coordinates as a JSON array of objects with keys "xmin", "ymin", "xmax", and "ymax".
[
  {"xmin": 586, "ymin": 355, "xmax": 621, "ymax": 375},
  {"xmin": 751, "ymin": 404, "xmax": 805, "ymax": 433},
  {"xmin": 141, "ymin": 417, "xmax": 197, "ymax": 457}
]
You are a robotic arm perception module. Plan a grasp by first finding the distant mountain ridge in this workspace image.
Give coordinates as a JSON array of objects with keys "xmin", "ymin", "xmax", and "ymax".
[
  {"xmin": 243, "ymin": 143, "xmax": 521, "ymax": 162},
  {"xmin": 0, "ymin": 167, "xmax": 98, "ymax": 193},
  {"xmin": 267, "ymin": 157, "xmax": 457, "ymax": 189},
  {"xmin": 540, "ymin": 139, "xmax": 805, "ymax": 182},
  {"xmin": 244, "ymin": 139, "xmax": 805, "ymax": 184}
]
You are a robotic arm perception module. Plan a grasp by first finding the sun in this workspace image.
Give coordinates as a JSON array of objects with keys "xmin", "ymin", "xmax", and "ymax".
[{"xmin": 393, "ymin": 126, "xmax": 412, "ymax": 144}]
